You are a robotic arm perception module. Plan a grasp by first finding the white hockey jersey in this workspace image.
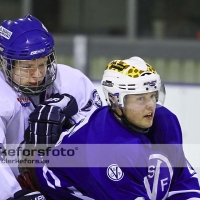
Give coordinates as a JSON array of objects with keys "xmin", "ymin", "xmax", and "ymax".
[{"xmin": 0, "ymin": 64, "xmax": 102, "ymax": 199}]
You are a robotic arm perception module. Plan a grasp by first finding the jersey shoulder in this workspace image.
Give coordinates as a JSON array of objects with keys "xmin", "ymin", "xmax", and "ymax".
[
  {"xmin": 56, "ymin": 64, "xmax": 91, "ymax": 82},
  {"xmin": 150, "ymin": 106, "xmax": 182, "ymax": 144},
  {"xmin": 0, "ymin": 71, "xmax": 18, "ymax": 112},
  {"xmin": 154, "ymin": 106, "xmax": 180, "ymax": 128},
  {"xmin": 62, "ymin": 106, "xmax": 149, "ymax": 145},
  {"xmin": 53, "ymin": 64, "xmax": 96, "ymax": 103}
]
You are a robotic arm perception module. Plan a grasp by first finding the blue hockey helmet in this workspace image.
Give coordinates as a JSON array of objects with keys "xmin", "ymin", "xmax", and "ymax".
[
  {"xmin": 0, "ymin": 14, "xmax": 57, "ymax": 96},
  {"xmin": 0, "ymin": 14, "xmax": 54, "ymax": 60}
]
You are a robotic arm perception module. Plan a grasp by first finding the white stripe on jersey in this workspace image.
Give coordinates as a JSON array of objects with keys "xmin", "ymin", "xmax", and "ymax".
[{"xmin": 168, "ymin": 189, "xmax": 200, "ymax": 198}]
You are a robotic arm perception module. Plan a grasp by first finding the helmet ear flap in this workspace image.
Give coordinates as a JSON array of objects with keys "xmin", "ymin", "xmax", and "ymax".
[
  {"xmin": 108, "ymin": 93, "xmax": 119, "ymax": 109},
  {"xmin": 46, "ymin": 49, "xmax": 56, "ymax": 68},
  {"xmin": 0, "ymin": 56, "xmax": 13, "ymax": 70},
  {"xmin": 0, "ymin": 56, "xmax": 5, "ymax": 69}
]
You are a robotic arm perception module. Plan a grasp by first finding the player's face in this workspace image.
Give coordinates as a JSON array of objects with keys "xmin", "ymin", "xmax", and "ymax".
[
  {"xmin": 12, "ymin": 57, "xmax": 48, "ymax": 87},
  {"xmin": 122, "ymin": 92, "xmax": 157, "ymax": 129}
]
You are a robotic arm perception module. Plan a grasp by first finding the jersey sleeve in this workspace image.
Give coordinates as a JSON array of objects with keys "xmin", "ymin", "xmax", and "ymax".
[
  {"xmin": 35, "ymin": 165, "xmax": 96, "ymax": 200},
  {"xmin": 148, "ymin": 107, "xmax": 200, "ymax": 199},
  {"xmin": 0, "ymin": 148, "xmax": 22, "ymax": 199},
  {"xmin": 0, "ymin": 80, "xmax": 23, "ymax": 199},
  {"xmin": 0, "ymin": 92, "xmax": 15, "ymax": 144},
  {"xmin": 167, "ymin": 154, "xmax": 200, "ymax": 199},
  {"xmin": 159, "ymin": 108, "xmax": 200, "ymax": 199}
]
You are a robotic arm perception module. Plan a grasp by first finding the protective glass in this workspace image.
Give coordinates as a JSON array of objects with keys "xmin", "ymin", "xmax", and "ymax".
[
  {"xmin": 123, "ymin": 83, "xmax": 166, "ymax": 110},
  {"xmin": 157, "ymin": 83, "xmax": 166, "ymax": 107},
  {"xmin": 123, "ymin": 92, "xmax": 158, "ymax": 110}
]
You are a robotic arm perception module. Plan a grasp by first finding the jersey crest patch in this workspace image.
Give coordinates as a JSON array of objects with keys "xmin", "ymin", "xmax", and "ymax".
[
  {"xmin": 107, "ymin": 164, "xmax": 124, "ymax": 181},
  {"xmin": 17, "ymin": 97, "xmax": 31, "ymax": 107},
  {"xmin": 81, "ymin": 90, "xmax": 102, "ymax": 112},
  {"xmin": 144, "ymin": 154, "xmax": 173, "ymax": 200}
]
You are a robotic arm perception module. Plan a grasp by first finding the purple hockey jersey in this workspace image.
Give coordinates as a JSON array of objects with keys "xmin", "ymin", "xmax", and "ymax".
[{"xmin": 35, "ymin": 106, "xmax": 200, "ymax": 200}]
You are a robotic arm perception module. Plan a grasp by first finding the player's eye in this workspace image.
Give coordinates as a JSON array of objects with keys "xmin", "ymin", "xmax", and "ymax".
[
  {"xmin": 21, "ymin": 66, "xmax": 31, "ymax": 69},
  {"xmin": 136, "ymin": 96, "xmax": 145, "ymax": 102},
  {"xmin": 38, "ymin": 62, "xmax": 47, "ymax": 68},
  {"xmin": 38, "ymin": 64, "xmax": 46, "ymax": 68}
]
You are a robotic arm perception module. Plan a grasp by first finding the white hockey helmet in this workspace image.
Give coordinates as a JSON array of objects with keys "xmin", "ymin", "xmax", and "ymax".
[{"xmin": 101, "ymin": 56, "xmax": 165, "ymax": 108}]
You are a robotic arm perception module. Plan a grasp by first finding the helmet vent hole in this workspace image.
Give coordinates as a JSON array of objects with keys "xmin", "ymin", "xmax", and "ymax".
[
  {"xmin": 8, "ymin": 50, "xmax": 15, "ymax": 55},
  {"xmin": 127, "ymin": 84, "xmax": 135, "ymax": 86},
  {"xmin": 46, "ymin": 44, "xmax": 51, "ymax": 48},
  {"xmin": 19, "ymin": 50, "xmax": 28, "ymax": 56}
]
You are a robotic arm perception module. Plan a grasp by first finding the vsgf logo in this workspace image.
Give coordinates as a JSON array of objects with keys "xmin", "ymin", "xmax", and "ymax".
[
  {"xmin": 144, "ymin": 154, "xmax": 173, "ymax": 200},
  {"xmin": 107, "ymin": 164, "xmax": 124, "ymax": 181}
]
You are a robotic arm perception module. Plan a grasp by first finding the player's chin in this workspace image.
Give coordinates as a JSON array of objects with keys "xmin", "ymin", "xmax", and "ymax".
[{"xmin": 142, "ymin": 120, "xmax": 153, "ymax": 129}]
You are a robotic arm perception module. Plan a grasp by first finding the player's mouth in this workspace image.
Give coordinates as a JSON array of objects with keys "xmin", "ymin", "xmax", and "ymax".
[
  {"xmin": 29, "ymin": 81, "xmax": 42, "ymax": 86},
  {"xmin": 144, "ymin": 112, "xmax": 154, "ymax": 119}
]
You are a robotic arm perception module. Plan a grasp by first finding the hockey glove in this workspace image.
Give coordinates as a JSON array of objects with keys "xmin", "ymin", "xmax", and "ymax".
[
  {"xmin": 25, "ymin": 93, "xmax": 78, "ymax": 147},
  {"xmin": 7, "ymin": 189, "xmax": 46, "ymax": 200}
]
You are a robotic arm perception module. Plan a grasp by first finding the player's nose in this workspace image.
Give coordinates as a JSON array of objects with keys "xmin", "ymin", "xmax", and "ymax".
[
  {"xmin": 146, "ymin": 98, "xmax": 156, "ymax": 110},
  {"xmin": 31, "ymin": 68, "xmax": 44, "ymax": 78}
]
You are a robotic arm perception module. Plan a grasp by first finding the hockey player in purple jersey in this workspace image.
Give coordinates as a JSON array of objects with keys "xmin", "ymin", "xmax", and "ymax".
[{"xmin": 33, "ymin": 57, "xmax": 200, "ymax": 199}]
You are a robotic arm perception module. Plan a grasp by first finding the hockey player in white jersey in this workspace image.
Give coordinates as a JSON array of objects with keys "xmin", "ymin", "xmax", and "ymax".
[{"xmin": 0, "ymin": 14, "xmax": 102, "ymax": 199}]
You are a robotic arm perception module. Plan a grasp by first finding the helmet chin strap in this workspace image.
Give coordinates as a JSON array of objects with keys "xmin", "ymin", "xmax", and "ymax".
[{"xmin": 110, "ymin": 106, "xmax": 149, "ymax": 134}]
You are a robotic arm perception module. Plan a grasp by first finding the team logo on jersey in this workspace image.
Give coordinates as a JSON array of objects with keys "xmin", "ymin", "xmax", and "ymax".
[
  {"xmin": 144, "ymin": 154, "xmax": 173, "ymax": 200},
  {"xmin": 107, "ymin": 164, "xmax": 124, "ymax": 181},
  {"xmin": 93, "ymin": 90, "xmax": 102, "ymax": 108},
  {"xmin": 81, "ymin": 90, "xmax": 102, "ymax": 112},
  {"xmin": 17, "ymin": 97, "xmax": 31, "ymax": 107}
]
